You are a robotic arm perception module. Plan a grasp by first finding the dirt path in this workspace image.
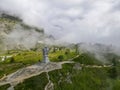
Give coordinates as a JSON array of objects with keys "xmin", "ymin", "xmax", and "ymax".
[
  {"xmin": 80, "ymin": 64, "xmax": 112, "ymax": 68},
  {"xmin": 0, "ymin": 61, "xmax": 74, "ymax": 89},
  {"xmin": 7, "ymin": 85, "xmax": 14, "ymax": 90},
  {"xmin": 45, "ymin": 72, "xmax": 54, "ymax": 90}
]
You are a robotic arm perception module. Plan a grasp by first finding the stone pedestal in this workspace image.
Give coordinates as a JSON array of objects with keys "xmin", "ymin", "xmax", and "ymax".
[{"xmin": 42, "ymin": 47, "xmax": 50, "ymax": 63}]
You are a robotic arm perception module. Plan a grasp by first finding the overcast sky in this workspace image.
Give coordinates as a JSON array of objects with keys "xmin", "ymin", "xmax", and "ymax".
[{"xmin": 0, "ymin": 0, "xmax": 120, "ymax": 46}]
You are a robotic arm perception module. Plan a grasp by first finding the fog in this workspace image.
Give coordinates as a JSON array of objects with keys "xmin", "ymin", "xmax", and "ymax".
[{"xmin": 0, "ymin": 0, "xmax": 120, "ymax": 46}]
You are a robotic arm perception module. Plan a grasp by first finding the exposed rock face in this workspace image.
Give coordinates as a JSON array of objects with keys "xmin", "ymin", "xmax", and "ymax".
[
  {"xmin": 0, "ymin": 13, "xmax": 45, "ymax": 50},
  {"xmin": 0, "ymin": 13, "xmax": 56, "ymax": 51}
]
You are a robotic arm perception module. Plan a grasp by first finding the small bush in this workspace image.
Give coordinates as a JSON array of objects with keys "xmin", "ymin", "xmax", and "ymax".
[
  {"xmin": 10, "ymin": 57, "xmax": 15, "ymax": 63},
  {"xmin": 58, "ymin": 55, "xmax": 64, "ymax": 61}
]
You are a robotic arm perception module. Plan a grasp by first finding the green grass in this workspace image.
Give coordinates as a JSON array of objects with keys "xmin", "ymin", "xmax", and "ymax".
[
  {"xmin": 112, "ymin": 79, "xmax": 120, "ymax": 90},
  {"xmin": 0, "ymin": 49, "xmax": 76, "ymax": 79},
  {"xmin": 0, "ymin": 51, "xmax": 119, "ymax": 90},
  {"xmin": 48, "ymin": 63, "xmax": 110, "ymax": 90},
  {"xmin": 14, "ymin": 72, "xmax": 48, "ymax": 90},
  {"xmin": 0, "ymin": 63, "xmax": 25, "ymax": 78},
  {"xmin": 0, "ymin": 51, "xmax": 42, "ymax": 78},
  {"xmin": 0, "ymin": 84, "xmax": 11, "ymax": 90},
  {"xmin": 73, "ymin": 53, "xmax": 102, "ymax": 65},
  {"xmin": 48, "ymin": 62, "xmax": 120, "ymax": 90},
  {"xmin": 1, "ymin": 49, "xmax": 76, "ymax": 64},
  {"xmin": 13, "ymin": 51, "xmax": 42, "ymax": 64},
  {"xmin": 49, "ymin": 50, "xmax": 76, "ymax": 62}
]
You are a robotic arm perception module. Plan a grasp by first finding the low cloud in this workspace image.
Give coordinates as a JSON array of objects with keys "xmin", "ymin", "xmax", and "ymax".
[{"xmin": 0, "ymin": 0, "xmax": 120, "ymax": 46}]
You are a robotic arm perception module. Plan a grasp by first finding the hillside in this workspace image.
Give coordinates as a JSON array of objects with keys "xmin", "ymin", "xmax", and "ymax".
[
  {"xmin": 0, "ymin": 49, "xmax": 120, "ymax": 90},
  {"xmin": 13, "ymin": 53, "xmax": 120, "ymax": 90},
  {"xmin": 0, "ymin": 13, "xmax": 52, "ymax": 51},
  {"xmin": 0, "ymin": 13, "xmax": 120, "ymax": 90}
]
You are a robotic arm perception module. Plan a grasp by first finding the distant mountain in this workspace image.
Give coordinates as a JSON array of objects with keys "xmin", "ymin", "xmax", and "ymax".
[{"xmin": 0, "ymin": 13, "xmax": 54, "ymax": 50}]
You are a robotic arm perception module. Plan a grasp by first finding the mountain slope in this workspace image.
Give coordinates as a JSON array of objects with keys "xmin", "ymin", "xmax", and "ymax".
[{"xmin": 0, "ymin": 13, "xmax": 46, "ymax": 50}]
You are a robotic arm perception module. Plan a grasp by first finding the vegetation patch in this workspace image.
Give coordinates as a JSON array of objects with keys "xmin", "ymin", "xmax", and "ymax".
[
  {"xmin": 73, "ymin": 53, "xmax": 102, "ymax": 65},
  {"xmin": 49, "ymin": 63, "xmax": 113, "ymax": 90},
  {"xmin": 14, "ymin": 72, "xmax": 48, "ymax": 90},
  {"xmin": 0, "ymin": 63, "xmax": 24, "ymax": 78},
  {"xmin": 0, "ymin": 84, "xmax": 11, "ymax": 90}
]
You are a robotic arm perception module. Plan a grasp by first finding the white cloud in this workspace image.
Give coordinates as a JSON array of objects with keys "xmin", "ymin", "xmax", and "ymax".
[{"xmin": 0, "ymin": 0, "xmax": 120, "ymax": 46}]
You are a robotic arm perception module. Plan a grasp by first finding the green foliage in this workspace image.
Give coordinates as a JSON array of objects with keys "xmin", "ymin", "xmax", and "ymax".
[
  {"xmin": 21, "ymin": 23, "xmax": 33, "ymax": 30},
  {"xmin": 65, "ymin": 51, "xmax": 68, "ymax": 55},
  {"xmin": 108, "ymin": 58, "xmax": 120, "ymax": 79},
  {"xmin": 14, "ymin": 72, "xmax": 48, "ymax": 90},
  {"xmin": 112, "ymin": 59, "xmax": 118, "ymax": 66},
  {"xmin": 20, "ymin": 23, "xmax": 44, "ymax": 33},
  {"xmin": 108, "ymin": 67, "xmax": 118, "ymax": 79},
  {"xmin": 10, "ymin": 57, "xmax": 15, "ymax": 63},
  {"xmin": 65, "ymin": 49, "xmax": 70, "ymax": 55},
  {"xmin": 49, "ymin": 63, "xmax": 109, "ymax": 90},
  {"xmin": 1, "ymin": 13, "xmax": 22, "ymax": 22},
  {"xmin": 0, "ymin": 49, "xmax": 76, "ymax": 78},
  {"xmin": 75, "ymin": 44, "xmax": 79, "ymax": 54},
  {"xmin": 30, "ymin": 48, "xmax": 38, "ymax": 51},
  {"xmin": 34, "ymin": 27, "xmax": 44, "ymax": 33},
  {"xmin": 112, "ymin": 80, "xmax": 120, "ymax": 90},
  {"xmin": 12, "ymin": 51, "xmax": 42, "ymax": 64},
  {"xmin": 49, "ymin": 50, "xmax": 76, "ymax": 62},
  {"xmin": 0, "ymin": 63, "xmax": 24, "ymax": 78},
  {"xmin": 58, "ymin": 55, "xmax": 64, "ymax": 61},
  {"xmin": 108, "ymin": 59, "xmax": 120, "ymax": 79},
  {"xmin": 0, "ymin": 49, "xmax": 119, "ymax": 90},
  {"xmin": 104, "ymin": 53, "xmax": 120, "ymax": 63},
  {"xmin": 73, "ymin": 53, "xmax": 102, "ymax": 65},
  {"xmin": 0, "ymin": 84, "xmax": 11, "ymax": 90}
]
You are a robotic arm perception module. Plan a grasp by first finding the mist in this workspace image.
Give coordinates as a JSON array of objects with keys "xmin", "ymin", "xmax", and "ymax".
[
  {"xmin": 0, "ymin": 0, "xmax": 120, "ymax": 46},
  {"xmin": 5, "ymin": 28, "xmax": 42, "ymax": 49}
]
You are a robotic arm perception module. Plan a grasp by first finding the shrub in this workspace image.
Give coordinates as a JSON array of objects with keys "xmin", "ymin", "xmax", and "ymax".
[
  {"xmin": 108, "ymin": 67, "xmax": 118, "ymax": 79},
  {"xmin": 58, "ymin": 55, "xmax": 64, "ymax": 61},
  {"xmin": 10, "ymin": 57, "xmax": 15, "ymax": 63}
]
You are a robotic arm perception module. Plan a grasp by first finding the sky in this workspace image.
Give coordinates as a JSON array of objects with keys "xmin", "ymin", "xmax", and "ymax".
[{"xmin": 0, "ymin": 0, "xmax": 120, "ymax": 46}]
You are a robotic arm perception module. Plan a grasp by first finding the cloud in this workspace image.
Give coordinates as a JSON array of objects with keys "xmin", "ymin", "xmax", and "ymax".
[{"xmin": 0, "ymin": 0, "xmax": 120, "ymax": 46}]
